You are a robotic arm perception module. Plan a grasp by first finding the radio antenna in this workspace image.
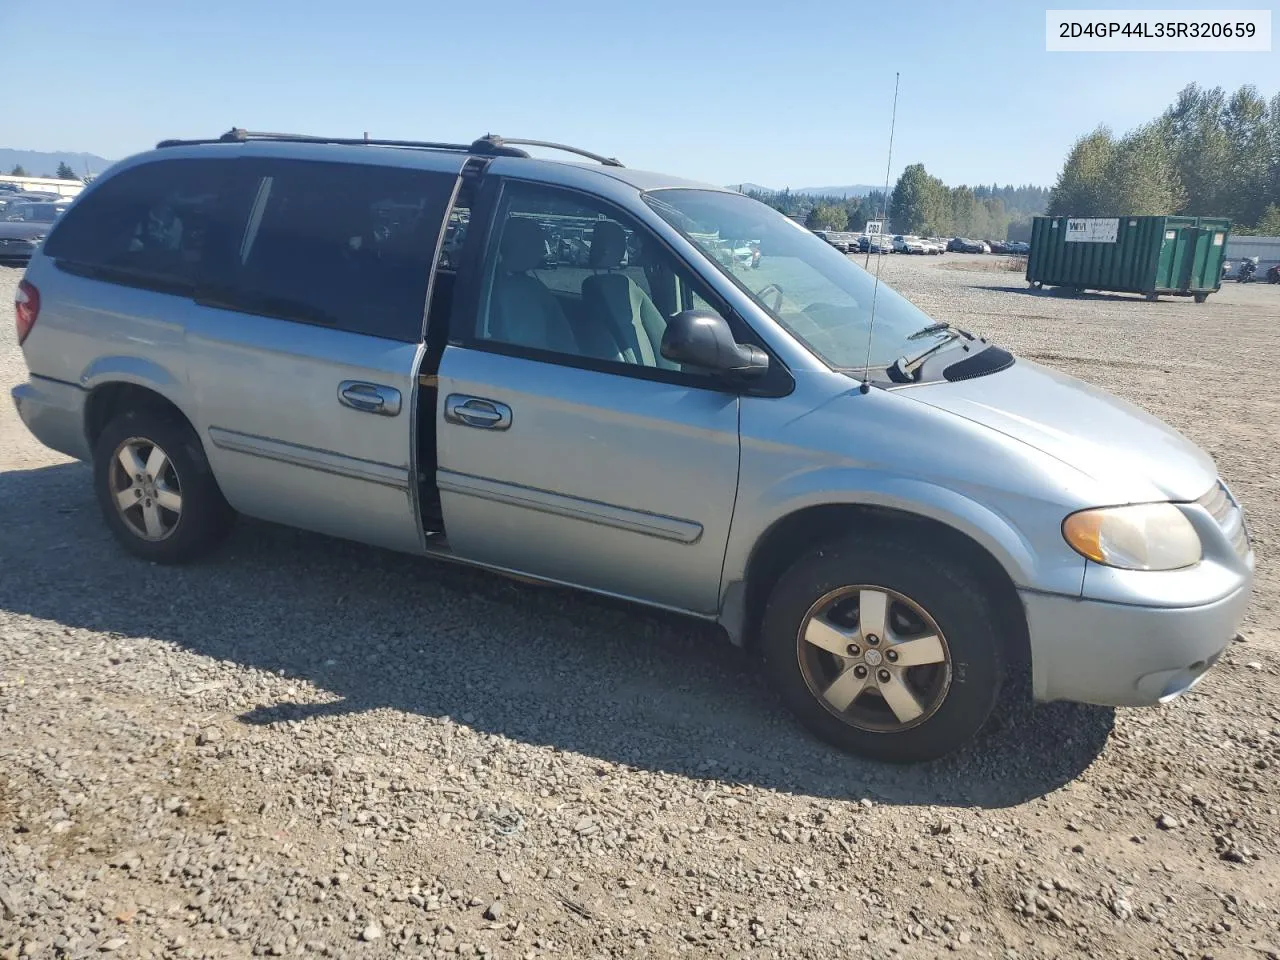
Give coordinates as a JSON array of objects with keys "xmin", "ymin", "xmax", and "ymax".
[{"xmin": 860, "ymin": 70, "xmax": 900, "ymax": 394}]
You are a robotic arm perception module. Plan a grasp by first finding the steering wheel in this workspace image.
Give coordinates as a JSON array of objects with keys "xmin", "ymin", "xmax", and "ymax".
[{"xmin": 756, "ymin": 283, "xmax": 784, "ymax": 313}]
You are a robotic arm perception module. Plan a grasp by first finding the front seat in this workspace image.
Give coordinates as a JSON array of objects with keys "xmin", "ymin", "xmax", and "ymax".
[
  {"xmin": 488, "ymin": 217, "xmax": 579, "ymax": 354},
  {"xmin": 580, "ymin": 220, "xmax": 676, "ymax": 369}
]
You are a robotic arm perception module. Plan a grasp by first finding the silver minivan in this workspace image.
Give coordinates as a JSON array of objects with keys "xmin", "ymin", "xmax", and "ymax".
[{"xmin": 10, "ymin": 130, "xmax": 1254, "ymax": 763}]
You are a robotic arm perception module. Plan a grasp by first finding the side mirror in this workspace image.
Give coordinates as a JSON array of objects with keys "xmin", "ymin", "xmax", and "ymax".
[{"xmin": 660, "ymin": 310, "xmax": 769, "ymax": 379}]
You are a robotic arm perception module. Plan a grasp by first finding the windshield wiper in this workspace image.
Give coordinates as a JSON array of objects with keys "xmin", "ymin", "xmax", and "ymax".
[
  {"xmin": 890, "ymin": 327, "xmax": 965, "ymax": 380},
  {"xmin": 906, "ymin": 321, "xmax": 951, "ymax": 341}
]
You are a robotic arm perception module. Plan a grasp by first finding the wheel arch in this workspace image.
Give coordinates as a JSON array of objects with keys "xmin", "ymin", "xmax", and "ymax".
[
  {"xmin": 84, "ymin": 380, "xmax": 197, "ymax": 451},
  {"xmin": 722, "ymin": 501, "xmax": 1031, "ymax": 676}
]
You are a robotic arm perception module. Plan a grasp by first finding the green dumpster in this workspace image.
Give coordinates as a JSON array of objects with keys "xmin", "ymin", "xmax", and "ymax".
[{"xmin": 1026, "ymin": 215, "xmax": 1231, "ymax": 302}]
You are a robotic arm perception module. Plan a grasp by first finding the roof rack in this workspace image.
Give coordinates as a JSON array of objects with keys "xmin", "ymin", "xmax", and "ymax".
[{"xmin": 155, "ymin": 128, "xmax": 624, "ymax": 167}]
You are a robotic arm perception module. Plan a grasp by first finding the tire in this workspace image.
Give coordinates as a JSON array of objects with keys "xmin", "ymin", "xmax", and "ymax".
[
  {"xmin": 760, "ymin": 535, "xmax": 1004, "ymax": 763},
  {"xmin": 92, "ymin": 409, "xmax": 235, "ymax": 564}
]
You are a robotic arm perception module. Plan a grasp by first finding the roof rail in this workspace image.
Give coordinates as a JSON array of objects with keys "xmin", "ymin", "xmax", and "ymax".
[
  {"xmin": 470, "ymin": 135, "xmax": 624, "ymax": 168},
  {"xmin": 154, "ymin": 128, "xmax": 624, "ymax": 167}
]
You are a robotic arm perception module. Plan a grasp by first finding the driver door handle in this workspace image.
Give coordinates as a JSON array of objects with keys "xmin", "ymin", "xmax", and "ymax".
[{"xmin": 444, "ymin": 394, "xmax": 512, "ymax": 430}]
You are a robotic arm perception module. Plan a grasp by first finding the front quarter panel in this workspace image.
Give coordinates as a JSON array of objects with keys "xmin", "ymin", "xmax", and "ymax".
[{"xmin": 723, "ymin": 372, "xmax": 1105, "ymax": 622}]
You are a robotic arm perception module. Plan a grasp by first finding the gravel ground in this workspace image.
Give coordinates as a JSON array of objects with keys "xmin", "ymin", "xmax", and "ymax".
[{"xmin": 1, "ymin": 257, "xmax": 1277, "ymax": 960}]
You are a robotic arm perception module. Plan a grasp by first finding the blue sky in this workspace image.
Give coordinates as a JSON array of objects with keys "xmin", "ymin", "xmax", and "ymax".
[{"xmin": 6, "ymin": 0, "xmax": 1275, "ymax": 189}]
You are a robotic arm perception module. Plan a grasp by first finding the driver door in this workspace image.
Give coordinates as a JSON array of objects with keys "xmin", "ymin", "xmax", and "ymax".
[{"xmin": 433, "ymin": 180, "xmax": 743, "ymax": 614}]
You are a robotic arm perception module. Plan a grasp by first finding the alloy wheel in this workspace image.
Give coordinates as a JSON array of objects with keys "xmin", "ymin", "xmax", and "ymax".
[
  {"xmin": 108, "ymin": 437, "xmax": 183, "ymax": 541},
  {"xmin": 796, "ymin": 585, "xmax": 952, "ymax": 732}
]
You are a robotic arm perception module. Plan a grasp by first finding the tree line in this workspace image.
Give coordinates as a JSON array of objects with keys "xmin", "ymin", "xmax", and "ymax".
[
  {"xmin": 1048, "ymin": 83, "xmax": 1280, "ymax": 234},
  {"xmin": 7, "ymin": 163, "xmax": 82, "ymax": 181},
  {"xmin": 744, "ymin": 181, "xmax": 1049, "ymax": 241}
]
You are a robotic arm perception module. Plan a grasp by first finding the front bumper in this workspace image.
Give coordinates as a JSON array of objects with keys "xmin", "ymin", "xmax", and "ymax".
[
  {"xmin": 11, "ymin": 376, "xmax": 90, "ymax": 461},
  {"xmin": 1022, "ymin": 583, "xmax": 1252, "ymax": 707}
]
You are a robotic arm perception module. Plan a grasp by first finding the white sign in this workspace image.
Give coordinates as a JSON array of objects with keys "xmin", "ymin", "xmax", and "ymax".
[
  {"xmin": 865, "ymin": 219, "xmax": 886, "ymax": 236},
  {"xmin": 1064, "ymin": 217, "xmax": 1119, "ymax": 243},
  {"xmin": 1045, "ymin": 10, "xmax": 1271, "ymax": 52}
]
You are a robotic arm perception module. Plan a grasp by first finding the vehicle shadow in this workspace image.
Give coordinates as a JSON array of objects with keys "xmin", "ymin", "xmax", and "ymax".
[
  {"xmin": 0, "ymin": 462, "xmax": 1115, "ymax": 809},
  {"xmin": 984, "ymin": 284, "xmax": 1185, "ymax": 304}
]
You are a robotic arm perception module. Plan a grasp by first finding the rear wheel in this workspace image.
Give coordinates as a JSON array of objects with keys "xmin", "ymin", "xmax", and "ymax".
[
  {"xmin": 760, "ymin": 535, "xmax": 1004, "ymax": 763},
  {"xmin": 93, "ymin": 410, "xmax": 235, "ymax": 563}
]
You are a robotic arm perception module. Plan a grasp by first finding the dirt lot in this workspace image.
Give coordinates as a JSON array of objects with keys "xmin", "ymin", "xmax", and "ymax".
[{"xmin": 1, "ymin": 256, "xmax": 1277, "ymax": 960}]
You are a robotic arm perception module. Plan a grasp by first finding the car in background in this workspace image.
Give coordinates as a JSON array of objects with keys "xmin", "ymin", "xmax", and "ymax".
[
  {"xmin": 812, "ymin": 230, "xmax": 849, "ymax": 253},
  {"xmin": 892, "ymin": 235, "xmax": 929, "ymax": 254},
  {"xmin": 1006, "ymin": 241, "xmax": 1030, "ymax": 255},
  {"xmin": 987, "ymin": 240, "xmax": 1009, "ymax": 255},
  {"xmin": 866, "ymin": 234, "xmax": 894, "ymax": 254},
  {"xmin": 0, "ymin": 218, "xmax": 53, "ymax": 264},
  {"xmin": 5, "ymin": 200, "xmax": 70, "ymax": 224},
  {"xmin": 948, "ymin": 237, "xmax": 984, "ymax": 253}
]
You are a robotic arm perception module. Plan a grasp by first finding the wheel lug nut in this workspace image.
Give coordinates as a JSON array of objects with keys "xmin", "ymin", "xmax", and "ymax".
[
  {"xmin": 134, "ymin": 489, "xmax": 142, "ymax": 498},
  {"xmin": 866, "ymin": 634, "xmax": 880, "ymax": 646},
  {"xmin": 878, "ymin": 669, "xmax": 891, "ymax": 683},
  {"xmin": 885, "ymin": 649, "xmax": 898, "ymax": 663},
  {"xmin": 853, "ymin": 665, "xmax": 867, "ymax": 679},
  {"xmin": 145, "ymin": 499, "xmax": 152, "ymax": 507},
  {"xmin": 846, "ymin": 644, "xmax": 860, "ymax": 656}
]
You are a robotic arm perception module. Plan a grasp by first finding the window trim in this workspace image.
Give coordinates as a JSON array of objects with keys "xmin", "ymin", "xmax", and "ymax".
[{"xmin": 447, "ymin": 176, "xmax": 794, "ymax": 397}]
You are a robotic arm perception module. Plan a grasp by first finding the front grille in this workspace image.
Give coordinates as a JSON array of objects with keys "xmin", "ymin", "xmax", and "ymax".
[{"xmin": 1198, "ymin": 480, "xmax": 1250, "ymax": 558}]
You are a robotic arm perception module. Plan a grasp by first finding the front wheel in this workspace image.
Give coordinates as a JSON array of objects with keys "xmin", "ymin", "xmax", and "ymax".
[{"xmin": 760, "ymin": 536, "xmax": 1004, "ymax": 763}]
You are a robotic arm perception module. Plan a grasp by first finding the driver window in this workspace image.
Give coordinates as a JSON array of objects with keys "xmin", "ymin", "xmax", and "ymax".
[{"xmin": 477, "ymin": 183, "xmax": 717, "ymax": 376}]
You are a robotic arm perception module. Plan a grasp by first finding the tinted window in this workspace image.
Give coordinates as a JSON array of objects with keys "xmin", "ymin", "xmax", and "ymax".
[
  {"xmin": 225, "ymin": 160, "xmax": 456, "ymax": 342},
  {"xmin": 43, "ymin": 159, "xmax": 247, "ymax": 294}
]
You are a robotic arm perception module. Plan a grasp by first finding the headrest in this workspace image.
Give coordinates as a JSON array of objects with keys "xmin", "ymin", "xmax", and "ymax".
[
  {"xmin": 500, "ymin": 217, "xmax": 549, "ymax": 272},
  {"xmin": 588, "ymin": 219, "xmax": 628, "ymax": 269}
]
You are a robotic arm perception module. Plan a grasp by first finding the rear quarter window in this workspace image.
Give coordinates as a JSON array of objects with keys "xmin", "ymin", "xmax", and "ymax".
[{"xmin": 43, "ymin": 158, "xmax": 248, "ymax": 295}]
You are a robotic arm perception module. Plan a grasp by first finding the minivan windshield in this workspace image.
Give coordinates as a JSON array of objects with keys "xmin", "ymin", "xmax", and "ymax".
[{"xmin": 643, "ymin": 189, "xmax": 953, "ymax": 380}]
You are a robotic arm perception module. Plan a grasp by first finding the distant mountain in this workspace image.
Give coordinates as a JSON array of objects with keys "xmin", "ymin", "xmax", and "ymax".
[
  {"xmin": 0, "ymin": 148, "xmax": 115, "ymax": 179},
  {"xmin": 725, "ymin": 182, "xmax": 881, "ymax": 198}
]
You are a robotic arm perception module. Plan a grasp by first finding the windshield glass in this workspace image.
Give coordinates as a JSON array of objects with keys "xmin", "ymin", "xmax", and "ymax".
[{"xmin": 643, "ymin": 189, "xmax": 953, "ymax": 378}]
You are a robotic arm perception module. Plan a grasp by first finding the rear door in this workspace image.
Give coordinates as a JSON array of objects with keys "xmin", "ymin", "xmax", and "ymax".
[
  {"xmin": 182, "ymin": 153, "xmax": 463, "ymax": 555},
  {"xmin": 433, "ymin": 179, "xmax": 746, "ymax": 615}
]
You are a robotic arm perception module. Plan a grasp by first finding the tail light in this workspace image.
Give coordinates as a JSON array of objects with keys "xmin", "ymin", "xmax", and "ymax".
[{"xmin": 15, "ymin": 279, "xmax": 39, "ymax": 345}]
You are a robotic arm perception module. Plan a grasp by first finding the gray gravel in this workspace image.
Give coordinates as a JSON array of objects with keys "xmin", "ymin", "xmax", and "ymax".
[{"xmin": 1, "ymin": 258, "xmax": 1278, "ymax": 960}]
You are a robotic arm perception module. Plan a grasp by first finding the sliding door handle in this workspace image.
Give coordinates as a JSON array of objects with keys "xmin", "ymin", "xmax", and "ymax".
[{"xmin": 338, "ymin": 381, "xmax": 402, "ymax": 416}]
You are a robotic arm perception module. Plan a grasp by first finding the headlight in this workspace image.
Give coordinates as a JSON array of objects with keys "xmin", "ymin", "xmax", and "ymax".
[{"xmin": 1062, "ymin": 503, "xmax": 1201, "ymax": 571}]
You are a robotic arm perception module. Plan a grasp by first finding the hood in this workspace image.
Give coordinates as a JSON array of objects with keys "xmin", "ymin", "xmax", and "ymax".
[
  {"xmin": 902, "ymin": 358, "xmax": 1218, "ymax": 502},
  {"xmin": 0, "ymin": 221, "xmax": 51, "ymax": 240}
]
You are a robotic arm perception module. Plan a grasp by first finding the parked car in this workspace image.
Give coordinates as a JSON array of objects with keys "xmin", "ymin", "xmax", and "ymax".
[
  {"xmin": 987, "ymin": 240, "xmax": 1009, "ymax": 255},
  {"xmin": 948, "ymin": 237, "xmax": 985, "ymax": 253},
  {"xmin": 0, "ymin": 219, "xmax": 51, "ymax": 264},
  {"xmin": 892, "ymin": 235, "xmax": 929, "ymax": 254},
  {"xmin": 812, "ymin": 230, "xmax": 847, "ymax": 253},
  {"xmin": 5, "ymin": 201, "xmax": 69, "ymax": 224},
  {"xmin": 11, "ymin": 129, "xmax": 1253, "ymax": 763},
  {"xmin": 1006, "ymin": 241, "xmax": 1030, "ymax": 255},
  {"xmin": 866, "ymin": 234, "xmax": 894, "ymax": 254}
]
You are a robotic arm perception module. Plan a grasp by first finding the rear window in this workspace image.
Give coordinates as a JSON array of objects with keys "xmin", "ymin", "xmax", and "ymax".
[
  {"xmin": 221, "ymin": 159, "xmax": 456, "ymax": 341},
  {"xmin": 43, "ymin": 158, "xmax": 247, "ymax": 295}
]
